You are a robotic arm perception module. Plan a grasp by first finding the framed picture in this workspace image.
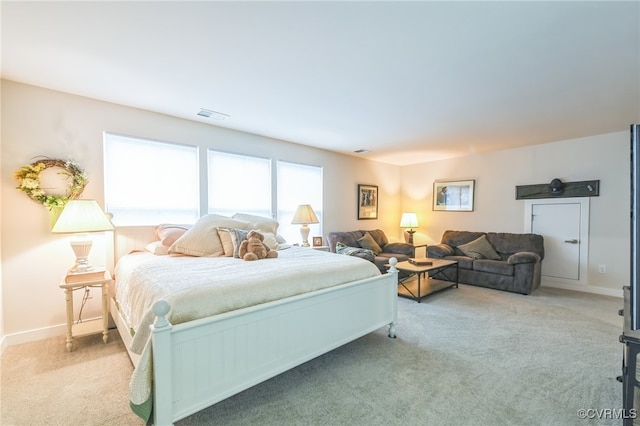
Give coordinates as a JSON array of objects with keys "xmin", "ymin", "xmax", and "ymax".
[
  {"xmin": 433, "ymin": 179, "xmax": 475, "ymax": 211},
  {"xmin": 312, "ymin": 236, "xmax": 323, "ymax": 247},
  {"xmin": 358, "ymin": 184, "xmax": 378, "ymax": 220}
]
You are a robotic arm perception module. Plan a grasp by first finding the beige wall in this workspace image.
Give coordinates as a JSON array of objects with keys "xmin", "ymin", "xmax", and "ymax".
[
  {"xmin": 0, "ymin": 79, "xmax": 629, "ymax": 347},
  {"xmin": 0, "ymin": 80, "xmax": 399, "ymax": 344},
  {"xmin": 401, "ymin": 131, "xmax": 629, "ymax": 295}
]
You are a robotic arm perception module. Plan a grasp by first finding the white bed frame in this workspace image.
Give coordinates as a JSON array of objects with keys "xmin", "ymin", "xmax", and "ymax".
[{"xmin": 110, "ymin": 227, "xmax": 399, "ymax": 426}]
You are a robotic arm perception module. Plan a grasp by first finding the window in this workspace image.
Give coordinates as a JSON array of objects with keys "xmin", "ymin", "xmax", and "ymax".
[
  {"xmin": 208, "ymin": 150, "xmax": 271, "ymax": 218},
  {"xmin": 104, "ymin": 133, "xmax": 199, "ymax": 226},
  {"xmin": 277, "ymin": 161, "xmax": 323, "ymax": 244}
]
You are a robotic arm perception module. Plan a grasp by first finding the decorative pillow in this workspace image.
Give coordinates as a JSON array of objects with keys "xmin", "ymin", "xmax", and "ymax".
[
  {"xmin": 154, "ymin": 224, "xmax": 191, "ymax": 247},
  {"xmin": 144, "ymin": 241, "xmax": 169, "ymax": 256},
  {"xmin": 457, "ymin": 235, "xmax": 501, "ymax": 260},
  {"xmin": 229, "ymin": 228, "xmax": 250, "ymax": 258},
  {"xmin": 216, "ymin": 228, "xmax": 235, "ymax": 257},
  {"xmin": 169, "ymin": 214, "xmax": 250, "ymax": 257},
  {"xmin": 336, "ymin": 242, "xmax": 375, "ymax": 262},
  {"xmin": 358, "ymin": 232, "xmax": 382, "ymax": 255},
  {"xmin": 217, "ymin": 227, "xmax": 251, "ymax": 257}
]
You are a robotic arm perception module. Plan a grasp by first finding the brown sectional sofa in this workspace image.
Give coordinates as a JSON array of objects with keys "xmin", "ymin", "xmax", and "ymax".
[{"xmin": 427, "ymin": 230, "xmax": 544, "ymax": 295}]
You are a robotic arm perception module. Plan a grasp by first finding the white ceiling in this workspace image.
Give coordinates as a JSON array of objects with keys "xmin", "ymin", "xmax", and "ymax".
[{"xmin": 2, "ymin": 1, "xmax": 639, "ymax": 165}]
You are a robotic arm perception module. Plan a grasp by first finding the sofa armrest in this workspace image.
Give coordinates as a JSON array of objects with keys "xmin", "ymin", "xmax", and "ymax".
[
  {"xmin": 507, "ymin": 251, "xmax": 541, "ymax": 264},
  {"xmin": 427, "ymin": 244, "xmax": 455, "ymax": 258},
  {"xmin": 382, "ymin": 242, "xmax": 415, "ymax": 257}
]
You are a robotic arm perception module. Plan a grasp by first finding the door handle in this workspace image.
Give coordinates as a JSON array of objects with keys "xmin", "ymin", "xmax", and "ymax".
[{"xmin": 564, "ymin": 239, "xmax": 579, "ymax": 244}]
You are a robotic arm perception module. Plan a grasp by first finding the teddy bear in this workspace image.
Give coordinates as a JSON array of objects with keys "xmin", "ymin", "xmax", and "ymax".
[{"xmin": 238, "ymin": 230, "xmax": 278, "ymax": 261}]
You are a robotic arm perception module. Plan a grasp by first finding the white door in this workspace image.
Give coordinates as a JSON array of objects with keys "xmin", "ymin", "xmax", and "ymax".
[{"xmin": 525, "ymin": 198, "xmax": 589, "ymax": 285}]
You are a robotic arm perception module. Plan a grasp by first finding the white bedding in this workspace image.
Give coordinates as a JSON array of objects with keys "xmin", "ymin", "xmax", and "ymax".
[{"xmin": 114, "ymin": 246, "xmax": 381, "ymax": 355}]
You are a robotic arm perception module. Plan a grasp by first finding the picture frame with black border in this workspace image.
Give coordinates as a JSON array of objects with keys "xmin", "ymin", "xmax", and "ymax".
[{"xmin": 357, "ymin": 184, "xmax": 378, "ymax": 220}]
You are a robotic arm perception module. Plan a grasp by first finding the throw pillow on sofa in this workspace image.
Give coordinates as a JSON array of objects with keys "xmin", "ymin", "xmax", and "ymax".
[
  {"xmin": 457, "ymin": 235, "xmax": 501, "ymax": 260},
  {"xmin": 335, "ymin": 242, "xmax": 375, "ymax": 262},
  {"xmin": 357, "ymin": 232, "xmax": 382, "ymax": 254}
]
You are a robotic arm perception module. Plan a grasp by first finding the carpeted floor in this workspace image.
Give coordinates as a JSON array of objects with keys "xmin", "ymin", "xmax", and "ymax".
[{"xmin": 0, "ymin": 283, "xmax": 624, "ymax": 425}]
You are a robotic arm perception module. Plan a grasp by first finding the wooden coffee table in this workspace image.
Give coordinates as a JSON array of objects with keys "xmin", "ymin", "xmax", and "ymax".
[{"xmin": 393, "ymin": 258, "xmax": 458, "ymax": 302}]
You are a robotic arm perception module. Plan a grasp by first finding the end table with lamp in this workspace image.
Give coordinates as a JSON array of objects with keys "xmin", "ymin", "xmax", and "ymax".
[
  {"xmin": 59, "ymin": 269, "xmax": 112, "ymax": 351},
  {"xmin": 52, "ymin": 199, "xmax": 114, "ymax": 351}
]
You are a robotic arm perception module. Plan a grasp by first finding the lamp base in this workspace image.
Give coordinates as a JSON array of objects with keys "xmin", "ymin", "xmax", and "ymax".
[
  {"xmin": 300, "ymin": 224, "xmax": 311, "ymax": 247},
  {"xmin": 69, "ymin": 237, "xmax": 95, "ymax": 272},
  {"xmin": 404, "ymin": 229, "xmax": 416, "ymax": 245}
]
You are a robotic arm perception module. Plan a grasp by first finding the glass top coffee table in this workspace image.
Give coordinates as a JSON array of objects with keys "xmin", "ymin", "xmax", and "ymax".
[{"xmin": 393, "ymin": 258, "xmax": 458, "ymax": 302}]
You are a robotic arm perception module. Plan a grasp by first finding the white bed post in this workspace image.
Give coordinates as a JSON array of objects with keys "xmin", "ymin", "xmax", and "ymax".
[
  {"xmin": 387, "ymin": 257, "xmax": 398, "ymax": 338},
  {"xmin": 151, "ymin": 300, "xmax": 174, "ymax": 426}
]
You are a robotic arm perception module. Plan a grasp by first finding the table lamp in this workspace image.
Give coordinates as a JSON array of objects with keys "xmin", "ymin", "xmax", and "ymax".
[
  {"xmin": 52, "ymin": 199, "xmax": 114, "ymax": 272},
  {"xmin": 291, "ymin": 204, "xmax": 319, "ymax": 247},
  {"xmin": 400, "ymin": 212, "xmax": 419, "ymax": 244}
]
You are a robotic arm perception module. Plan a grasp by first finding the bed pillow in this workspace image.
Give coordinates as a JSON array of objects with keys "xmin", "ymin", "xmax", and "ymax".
[
  {"xmin": 154, "ymin": 224, "xmax": 191, "ymax": 247},
  {"xmin": 457, "ymin": 235, "xmax": 501, "ymax": 260},
  {"xmin": 336, "ymin": 241, "xmax": 375, "ymax": 262},
  {"xmin": 145, "ymin": 241, "xmax": 169, "ymax": 256},
  {"xmin": 232, "ymin": 213, "xmax": 281, "ymax": 250},
  {"xmin": 232, "ymin": 213, "xmax": 279, "ymax": 234},
  {"xmin": 169, "ymin": 214, "xmax": 250, "ymax": 257},
  {"xmin": 357, "ymin": 232, "xmax": 382, "ymax": 255}
]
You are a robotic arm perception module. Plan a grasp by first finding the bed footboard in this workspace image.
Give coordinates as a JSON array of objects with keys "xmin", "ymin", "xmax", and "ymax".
[{"xmin": 150, "ymin": 260, "xmax": 398, "ymax": 425}]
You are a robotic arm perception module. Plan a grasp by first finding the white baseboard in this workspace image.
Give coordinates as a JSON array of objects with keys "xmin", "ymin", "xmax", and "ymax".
[
  {"xmin": 1, "ymin": 316, "xmax": 110, "ymax": 350},
  {"xmin": 2, "ymin": 323, "xmax": 67, "ymax": 349},
  {"xmin": 542, "ymin": 280, "xmax": 623, "ymax": 298}
]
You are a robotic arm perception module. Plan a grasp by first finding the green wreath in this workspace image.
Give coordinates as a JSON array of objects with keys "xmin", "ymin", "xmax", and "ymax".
[{"xmin": 14, "ymin": 158, "xmax": 88, "ymax": 210}]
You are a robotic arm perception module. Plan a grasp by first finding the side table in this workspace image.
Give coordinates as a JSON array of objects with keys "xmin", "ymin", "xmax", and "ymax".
[{"xmin": 59, "ymin": 270, "xmax": 112, "ymax": 351}]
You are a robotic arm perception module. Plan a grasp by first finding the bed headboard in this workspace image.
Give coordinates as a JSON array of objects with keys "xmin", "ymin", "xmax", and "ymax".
[{"xmin": 112, "ymin": 226, "xmax": 157, "ymax": 264}]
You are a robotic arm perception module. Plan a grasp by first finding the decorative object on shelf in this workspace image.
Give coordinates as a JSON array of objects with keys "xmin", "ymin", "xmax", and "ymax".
[
  {"xmin": 51, "ymin": 199, "xmax": 114, "ymax": 272},
  {"xmin": 312, "ymin": 236, "xmax": 323, "ymax": 247},
  {"xmin": 433, "ymin": 179, "xmax": 475, "ymax": 211},
  {"xmin": 515, "ymin": 179, "xmax": 600, "ymax": 200},
  {"xmin": 357, "ymin": 184, "xmax": 378, "ymax": 220},
  {"xmin": 400, "ymin": 212, "xmax": 419, "ymax": 244},
  {"xmin": 291, "ymin": 204, "xmax": 319, "ymax": 247},
  {"xmin": 14, "ymin": 158, "xmax": 87, "ymax": 210}
]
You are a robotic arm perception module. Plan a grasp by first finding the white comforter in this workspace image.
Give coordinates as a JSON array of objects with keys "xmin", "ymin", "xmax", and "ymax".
[{"xmin": 114, "ymin": 246, "xmax": 381, "ymax": 355}]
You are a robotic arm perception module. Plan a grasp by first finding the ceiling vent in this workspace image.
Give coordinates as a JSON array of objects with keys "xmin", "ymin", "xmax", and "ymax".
[
  {"xmin": 197, "ymin": 109, "xmax": 230, "ymax": 120},
  {"xmin": 354, "ymin": 149, "xmax": 371, "ymax": 154}
]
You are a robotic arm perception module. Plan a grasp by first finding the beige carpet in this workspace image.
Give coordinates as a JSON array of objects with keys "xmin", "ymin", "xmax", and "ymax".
[{"xmin": 0, "ymin": 284, "xmax": 624, "ymax": 425}]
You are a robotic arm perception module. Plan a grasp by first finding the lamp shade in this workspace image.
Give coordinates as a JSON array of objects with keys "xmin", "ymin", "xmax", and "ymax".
[
  {"xmin": 51, "ymin": 200, "xmax": 114, "ymax": 233},
  {"xmin": 400, "ymin": 212, "xmax": 419, "ymax": 229},
  {"xmin": 291, "ymin": 204, "xmax": 320, "ymax": 225}
]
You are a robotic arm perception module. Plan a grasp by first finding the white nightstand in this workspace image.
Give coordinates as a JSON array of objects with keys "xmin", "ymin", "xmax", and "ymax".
[
  {"xmin": 59, "ymin": 269, "xmax": 111, "ymax": 352},
  {"xmin": 312, "ymin": 246, "xmax": 330, "ymax": 252}
]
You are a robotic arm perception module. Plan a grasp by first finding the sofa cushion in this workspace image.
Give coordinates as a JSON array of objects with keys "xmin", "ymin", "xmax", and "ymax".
[
  {"xmin": 446, "ymin": 255, "xmax": 474, "ymax": 270},
  {"xmin": 473, "ymin": 259, "xmax": 514, "ymax": 276},
  {"xmin": 457, "ymin": 235, "xmax": 501, "ymax": 260},
  {"xmin": 376, "ymin": 252, "xmax": 410, "ymax": 262},
  {"xmin": 358, "ymin": 232, "xmax": 382, "ymax": 254}
]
